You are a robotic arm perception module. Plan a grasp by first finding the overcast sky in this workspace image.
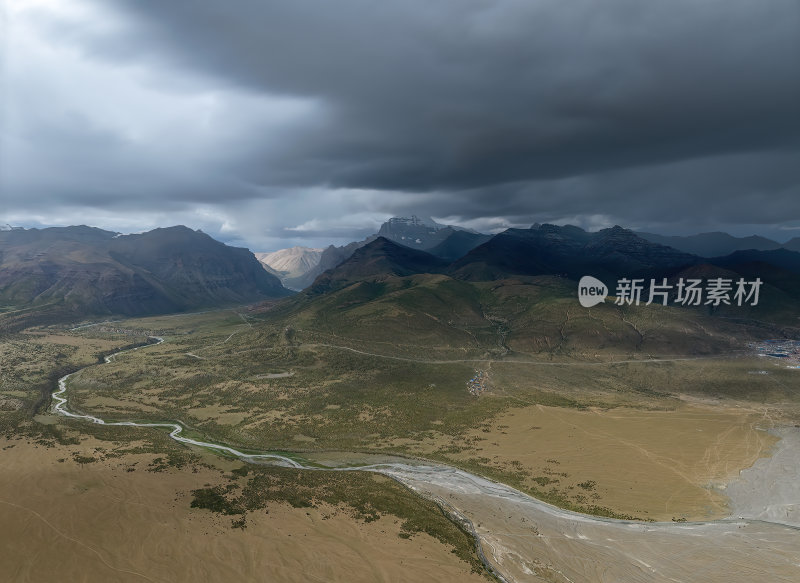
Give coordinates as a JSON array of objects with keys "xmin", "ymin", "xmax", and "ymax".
[{"xmin": 2, "ymin": 0, "xmax": 799, "ymax": 251}]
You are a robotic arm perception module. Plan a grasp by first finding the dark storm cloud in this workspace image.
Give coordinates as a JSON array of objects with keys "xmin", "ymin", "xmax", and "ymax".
[
  {"xmin": 78, "ymin": 0, "xmax": 800, "ymax": 192},
  {"xmin": 4, "ymin": 0, "xmax": 800, "ymax": 247}
]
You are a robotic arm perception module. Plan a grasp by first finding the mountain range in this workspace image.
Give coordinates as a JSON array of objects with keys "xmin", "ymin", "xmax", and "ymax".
[
  {"xmin": 269, "ymin": 232, "xmax": 798, "ymax": 360},
  {"xmin": 301, "ymin": 223, "xmax": 707, "ymax": 292},
  {"xmin": 296, "ymin": 224, "xmax": 800, "ymax": 331},
  {"xmin": 260, "ymin": 217, "xmax": 800, "ymax": 293},
  {"xmin": 450, "ymin": 224, "xmax": 699, "ymax": 282},
  {"xmin": 3, "ymin": 220, "xmax": 799, "ymax": 337},
  {"xmin": 638, "ymin": 231, "xmax": 787, "ymax": 257},
  {"xmin": 0, "ymin": 225, "xmax": 289, "ymax": 319},
  {"xmin": 258, "ymin": 215, "xmax": 490, "ymax": 290}
]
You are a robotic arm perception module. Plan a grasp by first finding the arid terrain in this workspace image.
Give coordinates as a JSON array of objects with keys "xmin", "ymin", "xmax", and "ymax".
[
  {"xmin": 388, "ymin": 463, "xmax": 800, "ymax": 583},
  {"xmin": 0, "ymin": 436, "xmax": 488, "ymax": 583},
  {"xmin": 393, "ymin": 402, "xmax": 778, "ymax": 521},
  {"xmin": 2, "ymin": 307, "xmax": 799, "ymax": 582}
]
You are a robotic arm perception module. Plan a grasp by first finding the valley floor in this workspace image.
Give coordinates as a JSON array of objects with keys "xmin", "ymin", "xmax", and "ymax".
[
  {"xmin": 3, "ymin": 309, "xmax": 800, "ymax": 582},
  {"xmin": 392, "ymin": 459, "xmax": 800, "ymax": 583},
  {"xmin": 0, "ymin": 437, "xmax": 488, "ymax": 583},
  {"xmin": 383, "ymin": 401, "xmax": 778, "ymax": 522}
]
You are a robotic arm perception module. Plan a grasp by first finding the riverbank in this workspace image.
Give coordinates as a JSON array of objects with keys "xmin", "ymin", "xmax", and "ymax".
[
  {"xmin": 725, "ymin": 426, "xmax": 800, "ymax": 527},
  {"xmin": 45, "ymin": 334, "xmax": 800, "ymax": 582},
  {"xmin": 0, "ymin": 436, "xmax": 488, "ymax": 583}
]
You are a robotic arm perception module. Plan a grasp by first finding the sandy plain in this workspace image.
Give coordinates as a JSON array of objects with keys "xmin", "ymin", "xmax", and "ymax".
[
  {"xmin": 0, "ymin": 437, "xmax": 487, "ymax": 583},
  {"xmin": 466, "ymin": 403, "xmax": 776, "ymax": 520},
  {"xmin": 391, "ymin": 402, "xmax": 778, "ymax": 521}
]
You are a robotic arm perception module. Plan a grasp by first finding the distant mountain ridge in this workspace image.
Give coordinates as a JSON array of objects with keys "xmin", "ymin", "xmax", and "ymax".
[
  {"xmin": 303, "ymin": 223, "xmax": 800, "ymax": 326},
  {"xmin": 6, "ymin": 221, "xmax": 800, "ymax": 333},
  {"xmin": 451, "ymin": 224, "xmax": 700, "ymax": 282},
  {"xmin": 262, "ymin": 215, "xmax": 489, "ymax": 291},
  {"xmin": 0, "ymin": 225, "xmax": 290, "ymax": 317},
  {"xmin": 710, "ymin": 248, "xmax": 800, "ymax": 274},
  {"xmin": 307, "ymin": 225, "xmax": 701, "ymax": 292},
  {"xmin": 779, "ymin": 237, "xmax": 800, "ymax": 253},
  {"xmin": 279, "ymin": 237, "xmax": 377, "ymax": 291},
  {"xmin": 255, "ymin": 246, "xmax": 323, "ymax": 290},
  {"xmin": 638, "ymin": 231, "xmax": 783, "ymax": 257},
  {"xmin": 427, "ymin": 230, "xmax": 492, "ymax": 261},
  {"xmin": 309, "ymin": 237, "xmax": 448, "ymax": 293},
  {"xmin": 377, "ymin": 215, "xmax": 445, "ymax": 249},
  {"xmin": 377, "ymin": 215, "xmax": 482, "ymax": 252}
]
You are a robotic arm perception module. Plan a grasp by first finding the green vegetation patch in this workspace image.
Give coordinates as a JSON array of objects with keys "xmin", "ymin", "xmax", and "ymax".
[{"xmin": 191, "ymin": 465, "xmax": 488, "ymax": 576}]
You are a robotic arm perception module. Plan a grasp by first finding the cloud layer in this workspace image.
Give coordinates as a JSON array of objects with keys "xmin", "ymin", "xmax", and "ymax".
[{"xmin": 3, "ymin": 0, "xmax": 799, "ymax": 249}]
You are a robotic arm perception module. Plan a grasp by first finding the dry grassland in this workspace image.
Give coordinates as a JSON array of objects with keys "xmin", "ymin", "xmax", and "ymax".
[
  {"xmin": 0, "ymin": 438, "xmax": 487, "ymax": 583},
  {"xmin": 388, "ymin": 403, "xmax": 777, "ymax": 521}
]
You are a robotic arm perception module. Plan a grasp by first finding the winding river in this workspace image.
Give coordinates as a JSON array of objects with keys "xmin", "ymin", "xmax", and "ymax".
[{"xmin": 51, "ymin": 337, "xmax": 800, "ymax": 582}]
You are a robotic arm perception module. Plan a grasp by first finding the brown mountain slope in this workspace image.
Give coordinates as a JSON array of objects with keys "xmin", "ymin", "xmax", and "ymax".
[{"xmin": 0, "ymin": 225, "xmax": 290, "ymax": 317}]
